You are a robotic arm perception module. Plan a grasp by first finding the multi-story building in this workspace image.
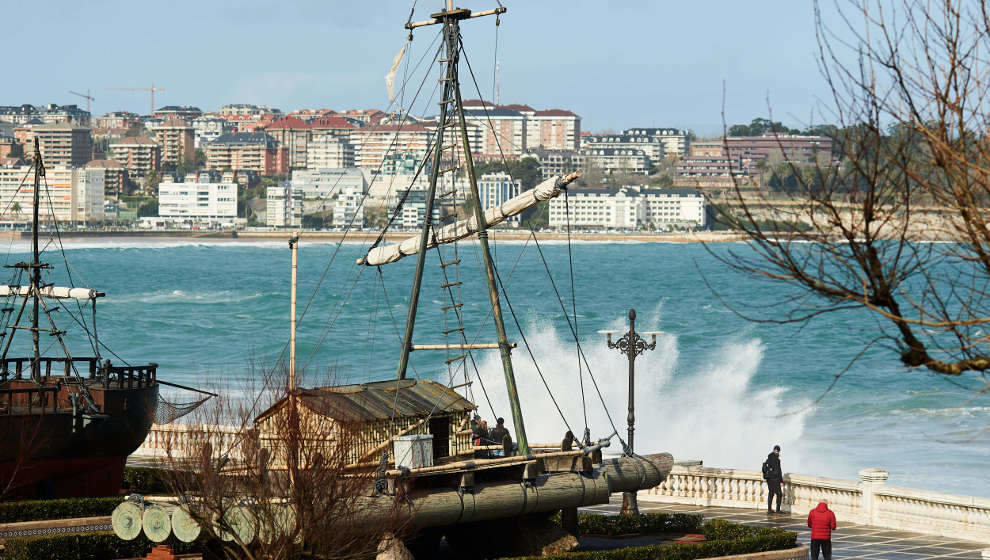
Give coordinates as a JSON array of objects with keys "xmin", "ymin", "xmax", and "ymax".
[
  {"xmin": 84, "ymin": 159, "xmax": 129, "ymax": 197},
  {"xmin": 205, "ymin": 132, "xmax": 288, "ymax": 175},
  {"xmin": 332, "ymin": 176, "xmax": 366, "ymax": 228},
  {"xmin": 307, "ymin": 135, "xmax": 355, "ymax": 169},
  {"xmin": 394, "ymin": 188, "xmax": 443, "ymax": 230},
  {"xmin": 351, "ymin": 123, "xmax": 433, "ymax": 170},
  {"xmin": 150, "ymin": 119, "xmax": 195, "ymax": 167},
  {"xmin": 581, "ymin": 147, "xmax": 649, "ymax": 175},
  {"xmin": 723, "ymin": 134, "xmax": 833, "ymax": 164},
  {"xmin": 95, "ymin": 112, "xmax": 141, "ymax": 129},
  {"xmin": 191, "ymin": 117, "xmax": 235, "ymax": 149},
  {"xmin": 110, "ymin": 137, "xmax": 161, "ymax": 179},
  {"xmin": 525, "ymin": 109, "xmax": 581, "ymax": 151},
  {"xmin": 0, "ymin": 104, "xmax": 90, "ymax": 126},
  {"xmin": 263, "ymin": 116, "xmax": 313, "ymax": 169},
  {"xmin": 158, "ymin": 179, "xmax": 237, "ymax": 223},
  {"xmin": 153, "ymin": 106, "xmax": 203, "ymax": 121},
  {"xmin": 524, "ymin": 148, "xmax": 584, "ymax": 179},
  {"xmin": 582, "ymin": 128, "xmax": 689, "ymax": 163},
  {"xmin": 478, "ymin": 172, "xmax": 521, "ymax": 225},
  {"xmin": 290, "ymin": 168, "xmax": 366, "ymax": 200},
  {"xmin": 0, "ymin": 165, "xmax": 104, "ymax": 223},
  {"xmin": 548, "ymin": 186, "xmax": 706, "ymax": 229},
  {"xmin": 266, "ymin": 183, "xmax": 304, "ymax": 227},
  {"xmin": 675, "ymin": 153, "xmax": 753, "ymax": 178},
  {"xmin": 337, "ymin": 109, "xmax": 386, "ymax": 126},
  {"xmin": 33, "ymin": 123, "xmax": 93, "ymax": 167},
  {"xmin": 463, "ymin": 107, "xmax": 526, "ymax": 157},
  {"xmin": 216, "ymin": 104, "xmax": 283, "ymax": 133}
]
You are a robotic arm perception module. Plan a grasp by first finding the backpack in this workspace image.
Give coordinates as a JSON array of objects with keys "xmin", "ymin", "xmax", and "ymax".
[{"xmin": 762, "ymin": 459, "xmax": 772, "ymax": 480}]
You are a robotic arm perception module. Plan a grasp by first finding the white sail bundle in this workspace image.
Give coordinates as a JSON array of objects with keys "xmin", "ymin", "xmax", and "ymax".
[
  {"xmin": 0, "ymin": 285, "xmax": 101, "ymax": 300},
  {"xmin": 357, "ymin": 172, "xmax": 580, "ymax": 267}
]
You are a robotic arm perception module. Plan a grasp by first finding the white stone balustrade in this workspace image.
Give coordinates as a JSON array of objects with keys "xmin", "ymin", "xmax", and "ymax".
[
  {"xmin": 641, "ymin": 463, "xmax": 990, "ymax": 544},
  {"xmin": 132, "ymin": 422, "xmax": 245, "ymax": 462}
]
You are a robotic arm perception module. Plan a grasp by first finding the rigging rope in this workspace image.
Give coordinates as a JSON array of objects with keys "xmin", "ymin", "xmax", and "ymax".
[{"xmin": 563, "ymin": 188, "xmax": 588, "ymax": 440}]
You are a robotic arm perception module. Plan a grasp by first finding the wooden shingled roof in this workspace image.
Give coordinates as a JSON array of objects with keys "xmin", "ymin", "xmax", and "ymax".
[{"xmin": 255, "ymin": 378, "xmax": 475, "ymax": 424}]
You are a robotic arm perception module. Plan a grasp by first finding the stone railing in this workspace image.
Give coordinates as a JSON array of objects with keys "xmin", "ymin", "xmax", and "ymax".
[{"xmin": 641, "ymin": 463, "xmax": 990, "ymax": 544}]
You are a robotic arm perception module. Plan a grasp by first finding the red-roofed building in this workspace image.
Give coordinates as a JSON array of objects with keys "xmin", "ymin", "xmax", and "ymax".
[
  {"xmin": 264, "ymin": 116, "xmax": 359, "ymax": 169},
  {"xmin": 527, "ymin": 109, "xmax": 580, "ymax": 152},
  {"xmin": 338, "ymin": 109, "xmax": 387, "ymax": 126},
  {"xmin": 351, "ymin": 123, "xmax": 433, "ymax": 170}
]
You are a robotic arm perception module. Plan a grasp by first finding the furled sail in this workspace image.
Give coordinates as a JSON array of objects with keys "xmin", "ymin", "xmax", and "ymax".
[
  {"xmin": 0, "ymin": 286, "xmax": 102, "ymax": 300},
  {"xmin": 357, "ymin": 172, "xmax": 580, "ymax": 267}
]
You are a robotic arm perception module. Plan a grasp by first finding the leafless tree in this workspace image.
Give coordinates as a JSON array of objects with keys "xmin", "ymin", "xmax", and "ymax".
[
  {"xmin": 162, "ymin": 365, "xmax": 403, "ymax": 560},
  {"xmin": 710, "ymin": 0, "xmax": 990, "ymax": 391}
]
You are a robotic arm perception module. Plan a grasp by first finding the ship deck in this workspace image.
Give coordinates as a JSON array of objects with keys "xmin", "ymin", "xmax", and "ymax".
[{"xmin": 581, "ymin": 498, "xmax": 990, "ymax": 559}]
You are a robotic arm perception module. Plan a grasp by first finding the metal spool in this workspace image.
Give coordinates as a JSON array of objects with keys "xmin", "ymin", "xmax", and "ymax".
[
  {"xmin": 171, "ymin": 505, "xmax": 202, "ymax": 543},
  {"xmin": 142, "ymin": 504, "xmax": 173, "ymax": 543},
  {"xmin": 219, "ymin": 505, "xmax": 256, "ymax": 544},
  {"xmin": 111, "ymin": 501, "xmax": 144, "ymax": 541}
]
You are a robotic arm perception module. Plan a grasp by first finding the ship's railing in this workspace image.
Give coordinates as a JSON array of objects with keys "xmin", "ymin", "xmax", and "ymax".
[
  {"xmin": 0, "ymin": 385, "xmax": 59, "ymax": 414},
  {"xmin": 0, "ymin": 357, "xmax": 157, "ymax": 389},
  {"xmin": 641, "ymin": 463, "xmax": 990, "ymax": 544}
]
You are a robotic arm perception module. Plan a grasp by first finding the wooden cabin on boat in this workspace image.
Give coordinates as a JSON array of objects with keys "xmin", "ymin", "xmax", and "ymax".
[{"xmin": 254, "ymin": 378, "xmax": 476, "ymax": 467}]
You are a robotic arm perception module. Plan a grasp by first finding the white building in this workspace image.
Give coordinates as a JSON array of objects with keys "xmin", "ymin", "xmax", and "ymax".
[
  {"xmin": 0, "ymin": 165, "xmax": 104, "ymax": 224},
  {"xmin": 582, "ymin": 128, "xmax": 689, "ymax": 161},
  {"xmin": 477, "ymin": 172, "xmax": 521, "ymax": 225},
  {"xmin": 290, "ymin": 168, "xmax": 366, "ymax": 200},
  {"xmin": 307, "ymin": 135, "xmax": 355, "ymax": 169},
  {"xmin": 192, "ymin": 117, "xmax": 236, "ymax": 149},
  {"xmin": 266, "ymin": 183, "xmax": 303, "ymax": 227},
  {"xmin": 581, "ymin": 147, "xmax": 650, "ymax": 175},
  {"xmin": 158, "ymin": 180, "xmax": 237, "ymax": 224},
  {"xmin": 332, "ymin": 177, "xmax": 366, "ymax": 228},
  {"xmin": 548, "ymin": 186, "xmax": 706, "ymax": 230}
]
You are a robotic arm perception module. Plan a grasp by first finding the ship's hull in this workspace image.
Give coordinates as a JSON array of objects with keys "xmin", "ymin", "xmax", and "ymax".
[{"xmin": 0, "ymin": 381, "xmax": 159, "ymax": 498}]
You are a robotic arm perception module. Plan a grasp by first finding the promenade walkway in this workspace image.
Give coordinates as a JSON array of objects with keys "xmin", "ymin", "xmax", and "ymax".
[{"xmin": 583, "ymin": 498, "xmax": 990, "ymax": 559}]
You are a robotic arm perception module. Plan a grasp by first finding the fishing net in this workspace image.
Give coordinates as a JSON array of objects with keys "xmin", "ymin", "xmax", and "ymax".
[{"xmin": 156, "ymin": 394, "xmax": 212, "ymax": 424}]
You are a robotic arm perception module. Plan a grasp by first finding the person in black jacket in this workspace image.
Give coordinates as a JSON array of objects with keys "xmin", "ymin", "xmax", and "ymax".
[
  {"xmin": 763, "ymin": 445, "xmax": 783, "ymax": 514},
  {"xmin": 488, "ymin": 417, "xmax": 511, "ymax": 457}
]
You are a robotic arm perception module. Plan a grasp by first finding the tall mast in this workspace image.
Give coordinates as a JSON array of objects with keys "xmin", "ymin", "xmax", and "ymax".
[
  {"xmin": 397, "ymin": 5, "xmax": 529, "ymax": 454},
  {"xmin": 30, "ymin": 137, "xmax": 43, "ymax": 382}
]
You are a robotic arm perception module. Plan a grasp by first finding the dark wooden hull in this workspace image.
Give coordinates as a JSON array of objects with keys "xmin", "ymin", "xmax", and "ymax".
[{"xmin": 0, "ymin": 381, "xmax": 159, "ymax": 498}]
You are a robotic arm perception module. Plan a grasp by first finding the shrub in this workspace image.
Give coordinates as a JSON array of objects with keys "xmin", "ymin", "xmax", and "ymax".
[
  {"xmin": 122, "ymin": 466, "xmax": 171, "ymax": 495},
  {"xmin": 3, "ymin": 531, "xmax": 201, "ymax": 560},
  {"xmin": 578, "ymin": 513, "xmax": 703, "ymax": 536},
  {"xmin": 0, "ymin": 497, "xmax": 120, "ymax": 523}
]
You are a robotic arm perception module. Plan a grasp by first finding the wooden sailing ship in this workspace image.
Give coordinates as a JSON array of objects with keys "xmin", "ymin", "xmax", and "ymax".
[
  {"xmin": 0, "ymin": 139, "xmax": 160, "ymax": 499},
  {"xmin": 253, "ymin": 1, "xmax": 673, "ymax": 549}
]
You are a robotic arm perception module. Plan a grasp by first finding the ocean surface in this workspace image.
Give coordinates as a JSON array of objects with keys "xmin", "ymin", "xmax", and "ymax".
[{"xmin": 7, "ymin": 236, "xmax": 989, "ymax": 498}]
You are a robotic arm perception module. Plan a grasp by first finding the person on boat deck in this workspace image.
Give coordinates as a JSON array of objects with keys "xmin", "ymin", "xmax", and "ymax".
[
  {"xmin": 488, "ymin": 417, "xmax": 511, "ymax": 457},
  {"xmin": 763, "ymin": 445, "xmax": 783, "ymax": 514},
  {"xmin": 473, "ymin": 419, "xmax": 490, "ymax": 458}
]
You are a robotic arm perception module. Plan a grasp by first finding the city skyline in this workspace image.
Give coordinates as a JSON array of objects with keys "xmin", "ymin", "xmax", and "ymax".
[{"xmin": 5, "ymin": 1, "xmax": 841, "ymax": 136}]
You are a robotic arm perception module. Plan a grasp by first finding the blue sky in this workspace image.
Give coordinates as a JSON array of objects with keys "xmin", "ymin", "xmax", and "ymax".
[{"xmin": 5, "ymin": 1, "xmax": 841, "ymax": 136}]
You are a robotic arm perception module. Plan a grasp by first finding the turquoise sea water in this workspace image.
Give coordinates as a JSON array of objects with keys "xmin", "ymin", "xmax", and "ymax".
[{"xmin": 9, "ymin": 237, "xmax": 989, "ymax": 498}]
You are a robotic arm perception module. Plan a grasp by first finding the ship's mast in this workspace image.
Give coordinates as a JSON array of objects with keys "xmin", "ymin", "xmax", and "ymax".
[
  {"xmin": 396, "ymin": 3, "xmax": 529, "ymax": 454},
  {"xmin": 30, "ymin": 138, "xmax": 45, "ymax": 383}
]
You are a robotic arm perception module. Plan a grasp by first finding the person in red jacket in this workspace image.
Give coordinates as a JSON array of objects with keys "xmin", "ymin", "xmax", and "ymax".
[{"xmin": 807, "ymin": 501, "xmax": 837, "ymax": 559}]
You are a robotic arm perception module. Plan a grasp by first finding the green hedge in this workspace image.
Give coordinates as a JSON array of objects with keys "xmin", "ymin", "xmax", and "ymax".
[
  {"xmin": 0, "ymin": 497, "xmax": 120, "ymax": 524},
  {"xmin": 3, "ymin": 531, "xmax": 201, "ymax": 560},
  {"xmin": 578, "ymin": 513, "xmax": 703, "ymax": 536},
  {"xmin": 504, "ymin": 518, "xmax": 797, "ymax": 560},
  {"xmin": 122, "ymin": 466, "xmax": 171, "ymax": 495}
]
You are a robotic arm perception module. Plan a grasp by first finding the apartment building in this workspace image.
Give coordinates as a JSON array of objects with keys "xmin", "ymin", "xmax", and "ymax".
[
  {"xmin": 192, "ymin": 117, "xmax": 236, "ymax": 148},
  {"xmin": 0, "ymin": 104, "xmax": 90, "ymax": 126},
  {"xmin": 150, "ymin": 119, "xmax": 195, "ymax": 166},
  {"xmin": 462, "ymin": 100, "xmax": 582, "ymax": 153},
  {"xmin": 526, "ymin": 109, "xmax": 581, "ymax": 151},
  {"xmin": 0, "ymin": 165, "xmax": 104, "ymax": 223},
  {"xmin": 351, "ymin": 123, "xmax": 433, "ymax": 170},
  {"xmin": 463, "ymin": 107, "xmax": 526, "ymax": 157},
  {"xmin": 548, "ymin": 186, "xmax": 706, "ymax": 229},
  {"xmin": 110, "ymin": 137, "xmax": 161, "ymax": 178},
  {"xmin": 524, "ymin": 149, "xmax": 585, "ymax": 179},
  {"xmin": 95, "ymin": 112, "xmax": 141, "ymax": 129},
  {"xmin": 582, "ymin": 128, "xmax": 689, "ymax": 162},
  {"xmin": 158, "ymin": 179, "xmax": 237, "ymax": 222},
  {"xmin": 478, "ymin": 172, "xmax": 521, "ymax": 225},
  {"xmin": 723, "ymin": 134, "xmax": 833, "ymax": 164},
  {"xmin": 266, "ymin": 183, "xmax": 303, "ymax": 227},
  {"xmin": 332, "ymin": 176, "xmax": 366, "ymax": 228},
  {"xmin": 33, "ymin": 123, "xmax": 93, "ymax": 167},
  {"xmin": 263, "ymin": 116, "xmax": 357, "ymax": 169},
  {"xmin": 206, "ymin": 132, "xmax": 288, "ymax": 175},
  {"xmin": 153, "ymin": 106, "xmax": 203, "ymax": 121},
  {"xmin": 582, "ymin": 147, "xmax": 649, "ymax": 175},
  {"xmin": 84, "ymin": 159, "xmax": 128, "ymax": 197},
  {"xmin": 675, "ymin": 153, "xmax": 754, "ymax": 178},
  {"xmin": 290, "ymin": 168, "xmax": 366, "ymax": 200},
  {"xmin": 307, "ymin": 135, "xmax": 354, "ymax": 169}
]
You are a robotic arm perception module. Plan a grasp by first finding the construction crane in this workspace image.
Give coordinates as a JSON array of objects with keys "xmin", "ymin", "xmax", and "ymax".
[
  {"xmin": 106, "ymin": 83, "xmax": 165, "ymax": 116},
  {"xmin": 68, "ymin": 90, "xmax": 95, "ymax": 113}
]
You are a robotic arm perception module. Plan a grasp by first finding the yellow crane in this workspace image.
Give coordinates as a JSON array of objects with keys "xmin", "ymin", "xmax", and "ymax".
[
  {"xmin": 106, "ymin": 83, "xmax": 165, "ymax": 115},
  {"xmin": 68, "ymin": 90, "xmax": 95, "ymax": 113}
]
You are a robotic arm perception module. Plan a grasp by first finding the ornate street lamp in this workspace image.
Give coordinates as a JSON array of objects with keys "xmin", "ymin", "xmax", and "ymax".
[{"xmin": 600, "ymin": 308, "xmax": 661, "ymax": 515}]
